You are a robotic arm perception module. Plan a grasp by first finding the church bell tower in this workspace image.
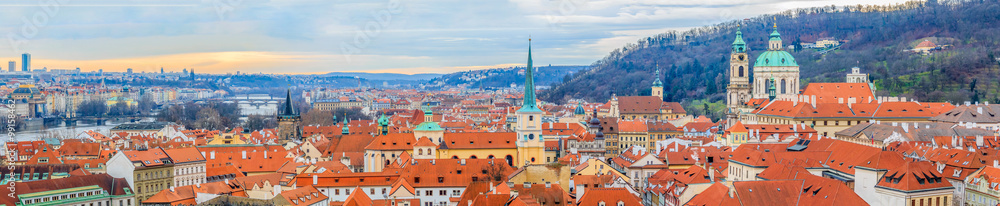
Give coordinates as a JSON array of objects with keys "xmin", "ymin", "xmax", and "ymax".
[
  {"xmin": 726, "ymin": 25, "xmax": 751, "ymax": 125},
  {"xmin": 516, "ymin": 38, "xmax": 545, "ymax": 167}
]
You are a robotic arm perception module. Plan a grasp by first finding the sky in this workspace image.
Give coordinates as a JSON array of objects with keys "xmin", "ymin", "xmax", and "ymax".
[{"xmin": 0, "ymin": 0, "xmax": 914, "ymax": 74}]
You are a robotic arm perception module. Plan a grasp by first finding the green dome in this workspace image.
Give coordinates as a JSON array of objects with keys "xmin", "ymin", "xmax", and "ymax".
[
  {"xmin": 413, "ymin": 121, "xmax": 444, "ymax": 131},
  {"xmin": 574, "ymin": 103, "xmax": 586, "ymax": 115},
  {"xmin": 754, "ymin": 50, "xmax": 798, "ymax": 67},
  {"xmin": 377, "ymin": 114, "xmax": 389, "ymax": 126}
]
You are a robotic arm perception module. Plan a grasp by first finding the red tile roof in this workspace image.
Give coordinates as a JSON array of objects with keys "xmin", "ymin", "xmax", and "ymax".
[
  {"xmin": 576, "ymin": 188, "xmax": 642, "ymax": 206},
  {"xmin": 441, "ymin": 132, "xmax": 516, "ymax": 149},
  {"xmin": 876, "ymin": 161, "xmax": 953, "ymax": 192}
]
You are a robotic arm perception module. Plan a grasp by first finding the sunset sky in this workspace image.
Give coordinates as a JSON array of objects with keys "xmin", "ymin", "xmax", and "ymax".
[{"xmin": 0, "ymin": 0, "xmax": 914, "ymax": 74}]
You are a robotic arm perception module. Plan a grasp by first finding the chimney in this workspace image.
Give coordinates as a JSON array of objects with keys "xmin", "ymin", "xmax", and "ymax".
[
  {"xmin": 242, "ymin": 151, "xmax": 247, "ymax": 159},
  {"xmin": 341, "ymin": 153, "xmax": 351, "ymax": 166},
  {"xmin": 976, "ymin": 136, "xmax": 984, "ymax": 147},
  {"xmin": 811, "ymin": 95, "xmax": 817, "ymax": 108},
  {"xmin": 838, "ymin": 98, "xmax": 844, "ymax": 104},
  {"xmin": 545, "ymin": 182, "xmax": 551, "ymax": 188},
  {"xmin": 313, "ymin": 175, "xmax": 318, "ymax": 185},
  {"xmin": 793, "ymin": 95, "xmax": 798, "ymax": 106},
  {"xmin": 994, "ymin": 160, "xmax": 998, "ymax": 168},
  {"xmin": 524, "ymin": 182, "xmax": 531, "ymax": 188},
  {"xmin": 848, "ymin": 97, "xmax": 856, "ymax": 109},
  {"xmin": 225, "ymin": 179, "xmax": 229, "ymax": 184},
  {"xmin": 210, "ymin": 151, "xmax": 215, "ymax": 159},
  {"xmin": 978, "ymin": 107, "xmax": 983, "ymax": 114},
  {"xmin": 708, "ymin": 164, "xmax": 716, "ymax": 182},
  {"xmin": 460, "ymin": 159, "xmax": 466, "ymax": 165}
]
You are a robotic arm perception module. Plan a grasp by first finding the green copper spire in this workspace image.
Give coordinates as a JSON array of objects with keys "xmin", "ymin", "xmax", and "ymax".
[
  {"xmin": 341, "ymin": 115, "xmax": 350, "ymax": 135},
  {"xmin": 768, "ymin": 78, "xmax": 777, "ymax": 100},
  {"xmin": 732, "ymin": 24, "xmax": 746, "ymax": 53},
  {"xmin": 518, "ymin": 38, "xmax": 542, "ymax": 113},
  {"xmin": 652, "ymin": 64, "xmax": 663, "ymax": 87},
  {"xmin": 769, "ymin": 17, "xmax": 782, "ymax": 42}
]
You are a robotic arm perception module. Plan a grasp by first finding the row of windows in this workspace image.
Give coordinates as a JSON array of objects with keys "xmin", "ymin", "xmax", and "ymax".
[
  {"xmin": 914, "ymin": 196, "xmax": 948, "ymax": 206},
  {"xmin": 139, "ymin": 182, "xmax": 171, "ymax": 194},
  {"xmin": 325, "ymin": 188, "xmax": 463, "ymax": 198},
  {"xmin": 22, "ymin": 190, "xmax": 104, "ymax": 204},
  {"xmin": 138, "ymin": 170, "xmax": 169, "ymax": 181},
  {"xmin": 176, "ymin": 166, "xmax": 204, "ymax": 176}
]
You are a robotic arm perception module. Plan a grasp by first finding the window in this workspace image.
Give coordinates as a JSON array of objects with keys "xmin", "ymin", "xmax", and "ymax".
[
  {"xmin": 345, "ymin": 189, "xmax": 350, "ymax": 194},
  {"xmin": 370, "ymin": 188, "xmax": 375, "ymax": 194},
  {"xmin": 335, "ymin": 189, "xmax": 340, "ymax": 195},
  {"xmin": 438, "ymin": 177, "xmax": 444, "ymax": 183},
  {"xmin": 439, "ymin": 190, "xmax": 446, "ymax": 196},
  {"xmin": 425, "ymin": 190, "xmax": 432, "ymax": 196},
  {"xmin": 529, "ymin": 116, "xmax": 533, "ymax": 121}
]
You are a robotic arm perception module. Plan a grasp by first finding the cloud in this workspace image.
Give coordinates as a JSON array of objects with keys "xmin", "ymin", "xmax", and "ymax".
[{"xmin": 0, "ymin": 0, "xmax": 914, "ymax": 74}]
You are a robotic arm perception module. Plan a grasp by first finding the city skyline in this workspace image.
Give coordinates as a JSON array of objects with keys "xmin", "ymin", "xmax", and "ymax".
[{"xmin": 0, "ymin": 0, "xmax": 913, "ymax": 74}]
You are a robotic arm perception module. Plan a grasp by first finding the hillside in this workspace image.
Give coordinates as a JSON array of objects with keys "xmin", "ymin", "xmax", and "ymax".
[
  {"xmin": 428, "ymin": 65, "xmax": 589, "ymax": 89},
  {"xmin": 541, "ymin": 0, "xmax": 1000, "ymax": 120}
]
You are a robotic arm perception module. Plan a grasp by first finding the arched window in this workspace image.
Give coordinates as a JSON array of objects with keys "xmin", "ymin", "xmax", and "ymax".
[
  {"xmin": 452, "ymin": 156, "xmax": 459, "ymax": 159},
  {"xmin": 505, "ymin": 155, "xmax": 514, "ymax": 166},
  {"xmin": 470, "ymin": 155, "xmax": 478, "ymax": 159},
  {"xmin": 781, "ymin": 79, "xmax": 787, "ymax": 94},
  {"xmin": 418, "ymin": 149, "xmax": 423, "ymax": 155},
  {"xmin": 738, "ymin": 66, "xmax": 744, "ymax": 77}
]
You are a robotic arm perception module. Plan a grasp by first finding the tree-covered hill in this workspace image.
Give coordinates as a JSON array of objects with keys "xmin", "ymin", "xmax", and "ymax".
[
  {"xmin": 541, "ymin": 0, "xmax": 1000, "ymax": 119},
  {"xmin": 428, "ymin": 65, "xmax": 588, "ymax": 89}
]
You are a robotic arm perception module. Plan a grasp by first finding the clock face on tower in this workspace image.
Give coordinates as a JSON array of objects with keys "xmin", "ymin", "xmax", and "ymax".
[{"xmin": 739, "ymin": 55, "xmax": 745, "ymax": 61}]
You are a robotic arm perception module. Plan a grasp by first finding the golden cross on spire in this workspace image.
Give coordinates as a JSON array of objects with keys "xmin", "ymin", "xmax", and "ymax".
[{"xmin": 773, "ymin": 16, "xmax": 777, "ymax": 28}]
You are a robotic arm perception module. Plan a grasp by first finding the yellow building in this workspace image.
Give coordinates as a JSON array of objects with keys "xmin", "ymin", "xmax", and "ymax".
[
  {"xmin": 207, "ymin": 133, "xmax": 248, "ymax": 145},
  {"xmin": 574, "ymin": 158, "xmax": 630, "ymax": 182},
  {"xmin": 106, "ymin": 96, "xmax": 137, "ymax": 107}
]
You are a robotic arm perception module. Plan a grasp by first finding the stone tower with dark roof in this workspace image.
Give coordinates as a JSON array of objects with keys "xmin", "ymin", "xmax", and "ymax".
[{"xmin": 277, "ymin": 89, "xmax": 302, "ymax": 143}]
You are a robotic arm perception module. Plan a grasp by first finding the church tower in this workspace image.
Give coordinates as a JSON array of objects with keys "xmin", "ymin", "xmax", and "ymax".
[
  {"xmin": 726, "ymin": 25, "xmax": 751, "ymax": 124},
  {"xmin": 651, "ymin": 65, "xmax": 664, "ymax": 99},
  {"xmin": 277, "ymin": 89, "xmax": 302, "ymax": 143},
  {"xmin": 516, "ymin": 39, "xmax": 545, "ymax": 167}
]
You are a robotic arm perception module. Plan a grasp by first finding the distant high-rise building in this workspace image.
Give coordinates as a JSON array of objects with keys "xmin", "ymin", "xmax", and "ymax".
[
  {"xmin": 127, "ymin": 68, "xmax": 133, "ymax": 73},
  {"xmin": 21, "ymin": 53, "xmax": 30, "ymax": 72},
  {"xmin": 7, "ymin": 61, "xmax": 14, "ymax": 72},
  {"xmin": 160, "ymin": 67, "xmax": 164, "ymax": 74}
]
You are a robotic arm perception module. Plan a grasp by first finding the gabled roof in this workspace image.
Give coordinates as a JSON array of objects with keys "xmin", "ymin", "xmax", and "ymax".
[
  {"xmin": 876, "ymin": 161, "xmax": 953, "ymax": 192},
  {"xmin": 343, "ymin": 186, "xmax": 373, "ymax": 206}
]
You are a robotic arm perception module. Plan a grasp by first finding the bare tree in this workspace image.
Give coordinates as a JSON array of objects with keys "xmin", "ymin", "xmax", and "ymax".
[{"xmin": 483, "ymin": 161, "xmax": 510, "ymax": 182}]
